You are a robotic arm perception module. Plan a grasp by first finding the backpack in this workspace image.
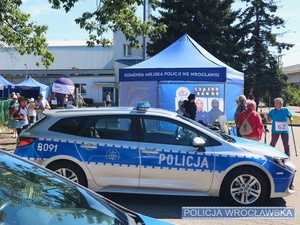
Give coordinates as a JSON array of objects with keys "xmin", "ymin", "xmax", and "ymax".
[{"xmin": 239, "ymin": 112, "xmax": 253, "ymax": 136}]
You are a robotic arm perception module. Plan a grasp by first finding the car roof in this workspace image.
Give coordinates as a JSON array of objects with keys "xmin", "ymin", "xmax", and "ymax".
[{"xmin": 43, "ymin": 107, "xmax": 179, "ymax": 118}]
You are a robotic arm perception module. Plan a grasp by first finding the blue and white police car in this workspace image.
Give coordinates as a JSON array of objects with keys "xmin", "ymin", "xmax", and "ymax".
[{"xmin": 14, "ymin": 102, "xmax": 296, "ymax": 206}]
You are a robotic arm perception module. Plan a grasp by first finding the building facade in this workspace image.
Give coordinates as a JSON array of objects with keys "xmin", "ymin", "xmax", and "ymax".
[
  {"xmin": 283, "ymin": 64, "xmax": 300, "ymax": 90},
  {"xmin": 0, "ymin": 31, "xmax": 144, "ymax": 105}
]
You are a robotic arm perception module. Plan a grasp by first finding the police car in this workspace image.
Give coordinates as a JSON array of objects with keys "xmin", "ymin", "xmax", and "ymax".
[{"xmin": 14, "ymin": 102, "xmax": 296, "ymax": 206}]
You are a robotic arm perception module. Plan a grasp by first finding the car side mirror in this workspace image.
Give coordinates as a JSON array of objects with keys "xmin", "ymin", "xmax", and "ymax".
[{"xmin": 193, "ymin": 137, "xmax": 206, "ymax": 152}]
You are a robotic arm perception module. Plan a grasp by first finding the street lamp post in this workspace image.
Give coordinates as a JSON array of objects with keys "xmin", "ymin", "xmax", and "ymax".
[
  {"xmin": 24, "ymin": 64, "xmax": 28, "ymax": 79},
  {"xmin": 143, "ymin": 0, "xmax": 149, "ymax": 60}
]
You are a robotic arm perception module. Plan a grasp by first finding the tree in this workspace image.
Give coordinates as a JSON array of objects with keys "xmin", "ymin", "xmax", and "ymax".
[
  {"xmin": 48, "ymin": 0, "xmax": 167, "ymax": 47},
  {"xmin": 235, "ymin": 0, "xmax": 293, "ymax": 107},
  {"xmin": 147, "ymin": 0, "xmax": 240, "ymax": 66},
  {"xmin": 0, "ymin": 0, "xmax": 54, "ymax": 68}
]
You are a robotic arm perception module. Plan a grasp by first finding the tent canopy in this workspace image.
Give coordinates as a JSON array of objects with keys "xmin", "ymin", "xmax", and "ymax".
[
  {"xmin": 0, "ymin": 75, "xmax": 17, "ymax": 99},
  {"xmin": 0, "ymin": 75, "xmax": 14, "ymax": 87},
  {"xmin": 16, "ymin": 76, "xmax": 49, "ymax": 99},
  {"xmin": 119, "ymin": 34, "xmax": 244, "ymax": 83},
  {"xmin": 119, "ymin": 34, "xmax": 244, "ymax": 122}
]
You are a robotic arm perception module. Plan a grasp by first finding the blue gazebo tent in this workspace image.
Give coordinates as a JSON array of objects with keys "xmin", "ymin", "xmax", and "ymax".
[
  {"xmin": 119, "ymin": 34, "xmax": 244, "ymax": 121},
  {"xmin": 15, "ymin": 76, "xmax": 49, "ymax": 99},
  {"xmin": 0, "ymin": 75, "xmax": 17, "ymax": 100}
]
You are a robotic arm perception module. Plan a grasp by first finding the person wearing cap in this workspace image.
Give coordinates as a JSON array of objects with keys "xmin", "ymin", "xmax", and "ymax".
[
  {"xmin": 238, "ymin": 100, "xmax": 264, "ymax": 141},
  {"xmin": 180, "ymin": 94, "xmax": 197, "ymax": 120},
  {"xmin": 35, "ymin": 94, "xmax": 51, "ymax": 120},
  {"xmin": 208, "ymin": 99, "xmax": 224, "ymax": 124},
  {"xmin": 8, "ymin": 93, "xmax": 19, "ymax": 138},
  {"xmin": 264, "ymin": 97, "xmax": 293, "ymax": 156},
  {"xmin": 27, "ymin": 98, "xmax": 37, "ymax": 125},
  {"xmin": 234, "ymin": 95, "xmax": 247, "ymax": 137},
  {"xmin": 11, "ymin": 96, "xmax": 29, "ymax": 136}
]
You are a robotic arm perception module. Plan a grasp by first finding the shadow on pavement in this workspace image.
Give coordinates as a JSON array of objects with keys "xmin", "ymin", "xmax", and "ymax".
[{"xmin": 101, "ymin": 193, "xmax": 286, "ymax": 219}]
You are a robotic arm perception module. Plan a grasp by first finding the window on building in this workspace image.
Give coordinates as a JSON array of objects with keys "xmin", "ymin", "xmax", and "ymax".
[
  {"xmin": 75, "ymin": 84, "xmax": 87, "ymax": 94},
  {"xmin": 123, "ymin": 44, "xmax": 132, "ymax": 56}
]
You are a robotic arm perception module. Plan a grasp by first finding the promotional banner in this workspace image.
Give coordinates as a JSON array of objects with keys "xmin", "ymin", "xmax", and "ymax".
[
  {"xmin": 120, "ymin": 67, "xmax": 227, "ymax": 82},
  {"xmin": 52, "ymin": 78, "xmax": 75, "ymax": 95},
  {"xmin": 159, "ymin": 82, "xmax": 231, "ymax": 123},
  {"xmin": 119, "ymin": 81, "xmax": 158, "ymax": 107}
]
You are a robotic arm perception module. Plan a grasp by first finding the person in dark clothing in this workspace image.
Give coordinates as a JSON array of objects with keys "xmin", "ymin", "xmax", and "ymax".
[
  {"xmin": 180, "ymin": 94, "xmax": 196, "ymax": 120},
  {"xmin": 234, "ymin": 95, "xmax": 247, "ymax": 137},
  {"xmin": 208, "ymin": 99, "xmax": 224, "ymax": 124}
]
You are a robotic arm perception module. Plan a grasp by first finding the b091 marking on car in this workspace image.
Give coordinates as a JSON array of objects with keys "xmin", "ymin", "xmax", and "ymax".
[{"xmin": 37, "ymin": 143, "xmax": 58, "ymax": 152}]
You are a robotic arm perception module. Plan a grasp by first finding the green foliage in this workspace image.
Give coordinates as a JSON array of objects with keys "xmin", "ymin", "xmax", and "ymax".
[
  {"xmin": 235, "ymin": 0, "xmax": 294, "ymax": 106},
  {"xmin": 48, "ymin": 0, "xmax": 167, "ymax": 47},
  {"xmin": 0, "ymin": 0, "xmax": 54, "ymax": 68},
  {"xmin": 147, "ymin": 0, "xmax": 239, "ymax": 66},
  {"xmin": 286, "ymin": 86, "xmax": 300, "ymax": 106}
]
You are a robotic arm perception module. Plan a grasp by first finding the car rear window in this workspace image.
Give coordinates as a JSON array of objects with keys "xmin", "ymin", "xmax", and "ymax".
[{"xmin": 49, "ymin": 117, "xmax": 85, "ymax": 135}]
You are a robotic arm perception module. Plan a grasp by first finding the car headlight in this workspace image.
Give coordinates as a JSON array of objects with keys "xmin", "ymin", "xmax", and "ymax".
[{"xmin": 264, "ymin": 155, "xmax": 290, "ymax": 169}]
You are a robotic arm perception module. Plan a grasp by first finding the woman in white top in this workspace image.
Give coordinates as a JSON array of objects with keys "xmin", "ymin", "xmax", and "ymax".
[
  {"xmin": 27, "ymin": 98, "xmax": 37, "ymax": 125},
  {"xmin": 11, "ymin": 96, "xmax": 29, "ymax": 136},
  {"xmin": 77, "ymin": 93, "xmax": 87, "ymax": 108}
]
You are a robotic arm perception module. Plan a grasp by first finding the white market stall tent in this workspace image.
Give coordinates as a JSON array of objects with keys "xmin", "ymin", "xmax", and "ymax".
[{"xmin": 119, "ymin": 34, "xmax": 244, "ymax": 121}]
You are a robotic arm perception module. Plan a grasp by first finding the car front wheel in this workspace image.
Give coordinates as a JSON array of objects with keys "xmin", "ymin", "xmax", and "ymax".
[{"xmin": 221, "ymin": 167, "xmax": 269, "ymax": 205}]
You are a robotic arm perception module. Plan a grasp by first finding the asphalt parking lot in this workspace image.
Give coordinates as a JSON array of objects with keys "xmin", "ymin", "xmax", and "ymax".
[{"xmin": 102, "ymin": 125, "xmax": 300, "ymax": 225}]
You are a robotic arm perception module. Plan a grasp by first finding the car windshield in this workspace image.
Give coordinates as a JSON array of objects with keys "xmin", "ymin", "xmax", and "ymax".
[
  {"xmin": 177, "ymin": 115, "xmax": 236, "ymax": 143},
  {"xmin": 0, "ymin": 152, "xmax": 128, "ymax": 225}
]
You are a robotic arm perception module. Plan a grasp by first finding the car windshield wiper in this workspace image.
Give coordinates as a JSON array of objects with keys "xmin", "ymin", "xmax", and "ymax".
[{"xmin": 219, "ymin": 133, "xmax": 236, "ymax": 143}]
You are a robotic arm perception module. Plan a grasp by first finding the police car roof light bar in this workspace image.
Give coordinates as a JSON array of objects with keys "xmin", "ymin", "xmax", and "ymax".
[{"xmin": 136, "ymin": 101, "xmax": 150, "ymax": 111}]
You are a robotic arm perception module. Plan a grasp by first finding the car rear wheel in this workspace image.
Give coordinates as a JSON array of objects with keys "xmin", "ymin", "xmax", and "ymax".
[
  {"xmin": 221, "ymin": 167, "xmax": 268, "ymax": 205},
  {"xmin": 48, "ymin": 162, "xmax": 87, "ymax": 187}
]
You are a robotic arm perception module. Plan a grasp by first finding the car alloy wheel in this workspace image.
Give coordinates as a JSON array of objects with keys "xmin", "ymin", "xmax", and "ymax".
[
  {"xmin": 222, "ymin": 167, "xmax": 268, "ymax": 205},
  {"xmin": 48, "ymin": 162, "xmax": 88, "ymax": 187}
]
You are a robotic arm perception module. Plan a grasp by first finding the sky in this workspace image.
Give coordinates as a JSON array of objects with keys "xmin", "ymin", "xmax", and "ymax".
[{"xmin": 20, "ymin": 0, "xmax": 300, "ymax": 67}]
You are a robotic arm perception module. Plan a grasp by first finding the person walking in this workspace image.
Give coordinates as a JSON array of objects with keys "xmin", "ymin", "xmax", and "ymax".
[
  {"xmin": 234, "ymin": 95, "xmax": 247, "ymax": 137},
  {"xmin": 264, "ymin": 97, "xmax": 293, "ymax": 156},
  {"xmin": 238, "ymin": 100, "xmax": 264, "ymax": 141},
  {"xmin": 180, "ymin": 94, "xmax": 197, "ymax": 120},
  {"xmin": 106, "ymin": 91, "xmax": 112, "ymax": 107}
]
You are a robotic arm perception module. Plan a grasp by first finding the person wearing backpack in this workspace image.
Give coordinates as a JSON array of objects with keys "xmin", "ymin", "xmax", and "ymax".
[
  {"xmin": 234, "ymin": 95, "xmax": 247, "ymax": 137},
  {"xmin": 237, "ymin": 100, "xmax": 264, "ymax": 141}
]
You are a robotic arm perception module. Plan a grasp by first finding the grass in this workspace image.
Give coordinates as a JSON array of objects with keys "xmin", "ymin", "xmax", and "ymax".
[{"xmin": 259, "ymin": 113, "xmax": 300, "ymax": 125}]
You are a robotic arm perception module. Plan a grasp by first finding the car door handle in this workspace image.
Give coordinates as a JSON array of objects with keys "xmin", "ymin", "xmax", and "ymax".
[
  {"xmin": 80, "ymin": 144, "xmax": 97, "ymax": 150},
  {"xmin": 141, "ymin": 149, "xmax": 159, "ymax": 154}
]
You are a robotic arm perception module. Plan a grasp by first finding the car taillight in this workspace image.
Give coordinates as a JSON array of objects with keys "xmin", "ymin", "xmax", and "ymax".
[{"xmin": 17, "ymin": 137, "xmax": 36, "ymax": 147}]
